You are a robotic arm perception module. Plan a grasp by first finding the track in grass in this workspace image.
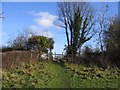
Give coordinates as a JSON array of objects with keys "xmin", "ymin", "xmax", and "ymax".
[{"xmin": 2, "ymin": 61, "xmax": 120, "ymax": 88}]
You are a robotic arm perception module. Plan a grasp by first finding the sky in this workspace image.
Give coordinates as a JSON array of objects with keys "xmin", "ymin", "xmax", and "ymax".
[{"xmin": 0, "ymin": 2, "xmax": 118, "ymax": 53}]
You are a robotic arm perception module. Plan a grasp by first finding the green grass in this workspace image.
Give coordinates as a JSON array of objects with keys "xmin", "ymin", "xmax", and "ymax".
[
  {"xmin": 2, "ymin": 61, "xmax": 120, "ymax": 88},
  {"xmin": 65, "ymin": 63, "xmax": 120, "ymax": 88},
  {"xmin": 2, "ymin": 61, "xmax": 70, "ymax": 88}
]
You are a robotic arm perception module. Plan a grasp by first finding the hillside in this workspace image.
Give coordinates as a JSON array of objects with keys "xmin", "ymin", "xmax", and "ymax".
[{"xmin": 2, "ymin": 61, "xmax": 120, "ymax": 88}]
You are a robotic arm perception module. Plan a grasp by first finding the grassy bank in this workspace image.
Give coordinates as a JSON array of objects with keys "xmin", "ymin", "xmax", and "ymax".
[
  {"xmin": 2, "ymin": 61, "xmax": 120, "ymax": 88},
  {"xmin": 64, "ymin": 63, "xmax": 120, "ymax": 88}
]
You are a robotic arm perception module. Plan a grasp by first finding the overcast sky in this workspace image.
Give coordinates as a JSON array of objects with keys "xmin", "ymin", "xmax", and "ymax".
[{"xmin": 1, "ymin": 2, "xmax": 118, "ymax": 53}]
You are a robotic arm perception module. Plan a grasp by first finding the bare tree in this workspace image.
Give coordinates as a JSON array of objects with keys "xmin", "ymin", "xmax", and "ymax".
[
  {"xmin": 8, "ymin": 28, "xmax": 34, "ymax": 50},
  {"xmin": 97, "ymin": 5, "xmax": 110, "ymax": 68},
  {"xmin": 56, "ymin": 2, "xmax": 96, "ymax": 59},
  {"xmin": 104, "ymin": 16, "xmax": 120, "ymax": 67},
  {"xmin": 97, "ymin": 5, "xmax": 109, "ymax": 52}
]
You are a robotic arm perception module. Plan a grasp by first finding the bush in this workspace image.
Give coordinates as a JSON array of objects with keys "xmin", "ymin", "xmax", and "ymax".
[{"xmin": 0, "ymin": 46, "xmax": 13, "ymax": 52}]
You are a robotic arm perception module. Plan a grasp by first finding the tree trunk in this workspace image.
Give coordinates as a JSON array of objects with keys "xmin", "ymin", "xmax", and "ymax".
[{"xmin": 36, "ymin": 49, "xmax": 42, "ymax": 61}]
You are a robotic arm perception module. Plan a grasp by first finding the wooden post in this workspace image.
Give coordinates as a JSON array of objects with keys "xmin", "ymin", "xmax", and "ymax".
[{"xmin": 55, "ymin": 52, "xmax": 56, "ymax": 61}]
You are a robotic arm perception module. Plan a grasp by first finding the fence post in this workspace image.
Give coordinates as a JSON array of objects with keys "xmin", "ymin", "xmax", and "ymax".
[{"xmin": 55, "ymin": 52, "xmax": 56, "ymax": 61}]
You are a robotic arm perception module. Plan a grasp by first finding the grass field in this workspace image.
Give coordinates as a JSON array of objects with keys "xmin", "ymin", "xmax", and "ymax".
[{"xmin": 2, "ymin": 61, "xmax": 120, "ymax": 88}]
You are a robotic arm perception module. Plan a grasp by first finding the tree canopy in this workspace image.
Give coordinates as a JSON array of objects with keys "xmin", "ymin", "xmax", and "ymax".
[{"xmin": 28, "ymin": 35, "xmax": 54, "ymax": 60}]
